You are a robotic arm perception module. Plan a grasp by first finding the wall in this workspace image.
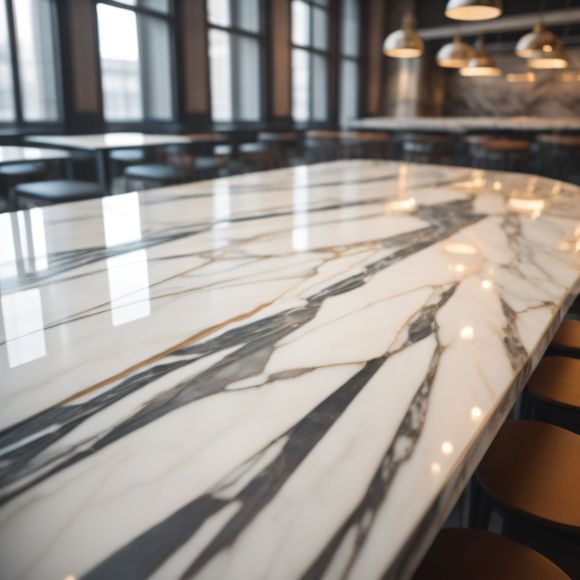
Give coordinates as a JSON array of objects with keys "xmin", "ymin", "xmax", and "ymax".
[{"xmin": 443, "ymin": 48, "xmax": 580, "ymax": 117}]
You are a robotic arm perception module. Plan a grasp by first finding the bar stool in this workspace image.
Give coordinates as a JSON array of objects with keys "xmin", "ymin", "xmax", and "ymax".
[
  {"xmin": 468, "ymin": 139, "xmax": 531, "ymax": 172},
  {"xmin": 535, "ymin": 134, "xmax": 580, "ymax": 183},
  {"xmin": 526, "ymin": 357, "xmax": 580, "ymax": 434},
  {"xmin": 304, "ymin": 131, "xmax": 345, "ymax": 163},
  {"xmin": 550, "ymin": 320, "xmax": 580, "ymax": 355},
  {"xmin": 15, "ymin": 180, "xmax": 105, "ymax": 208},
  {"xmin": 193, "ymin": 155, "xmax": 229, "ymax": 180},
  {"xmin": 413, "ymin": 528, "xmax": 568, "ymax": 580},
  {"xmin": 399, "ymin": 133, "xmax": 455, "ymax": 165},
  {"xmin": 474, "ymin": 420, "xmax": 580, "ymax": 577},
  {"xmin": 124, "ymin": 163, "xmax": 191, "ymax": 190},
  {"xmin": 0, "ymin": 162, "xmax": 50, "ymax": 210},
  {"xmin": 109, "ymin": 148, "xmax": 146, "ymax": 174}
]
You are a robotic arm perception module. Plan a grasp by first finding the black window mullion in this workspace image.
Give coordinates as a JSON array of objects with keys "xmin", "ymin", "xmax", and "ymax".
[{"xmin": 5, "ymin": 0, "xmax": 23, "ymax": 124}]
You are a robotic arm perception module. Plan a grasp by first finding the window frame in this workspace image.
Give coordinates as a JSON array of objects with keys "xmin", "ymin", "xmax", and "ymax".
[
  {"xmin": 95, "ymin": 0, "xmax": 178, "ymax": 127},
  {"xmin": 0, "ymin": 0, "xmax": 63, "ymax": 128},
  {"xmin": 206, "ymin": 0, "xmax": 266, "ymax": 124},
  {"xmin": 290, "ymin": 0, "xmax": 332, "ymax": 125},
  {"xmin": 338, "ymin": 0, "xmax": 363, "ymax": 126}
]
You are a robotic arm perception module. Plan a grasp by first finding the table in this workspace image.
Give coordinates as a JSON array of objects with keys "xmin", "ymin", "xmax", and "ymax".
[
  {"xmin": 0, "ymin": 161, "xmax": 579, "ymax": 580},
  {"xmin": 25, "ymin": 132, "xmax": 195, "ymax": 190},
  {"xmin": 0, "ymin": 145, "xmax": 70, "ymax": 165},
  {"xmin": 349, "ymin": 116, "xmax": 580, "ymax": 135}
]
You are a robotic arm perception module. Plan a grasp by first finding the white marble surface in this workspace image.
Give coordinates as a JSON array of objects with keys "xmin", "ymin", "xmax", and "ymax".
[
  {"xmin": 25, "ymin": 132, "xmax": 193, "ymax": 151},
  {"xmin": 0, "ymin": 161, "xmax": 579, "ymax": 580},
  {"xmin": 350, "ymin": 116, "xmax": 580, "ymax": 134},
  {"xmin": 0, "ymin": 146, "xmax": 70, "ymax": 165}
]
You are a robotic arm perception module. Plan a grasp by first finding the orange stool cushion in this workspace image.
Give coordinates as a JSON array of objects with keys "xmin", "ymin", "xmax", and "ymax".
[
  {"xmin": 552, "ymin": 320, "xmax": 580, "ymax": 351},
  {"xmin": 528, "ymin": 357, "xmax": 580, "ymax": 410}
]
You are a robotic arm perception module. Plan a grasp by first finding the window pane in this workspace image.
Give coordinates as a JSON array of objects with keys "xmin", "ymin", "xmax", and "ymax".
[
  {"xmin": 236, "ymin": 0, "xmax": 260, "ymax": 33},
  {"xmin": 312, "ymin": 53, "xmax": 328, "ymax": 121},
  {"xmin": 237, "ymin": 36, "xmax": 261, "ymax": 121},
  {"xmin": 292, "ymin": 0, "xmax": 310, "ymax": 47},
  {"xmin": 207, "ymin": 0, "xmax": 230, "ymax": 27},
  {"xmin": 112, "ymin": 0, "xmax": 170, "ymax": 13},
  {"xmin": 340, "ymin": 59, "xmax": 358, "ymax": 125},
  {"xmin": 209, "ymin": 28, "xmax": 233, "ymax": 122},
  {"xmin": 292, "ymin": 48, "xmax": 309, "ymax": 122},
  {"xmin": 0, "ymin": 0, "xmax": 15, "ymax": 122},
  {"xmin": 13, "ymin": 0, "xmax": 60, "ymax": 122},
  {"xmin": 139, "ymin": 15, "xmax": 173, "ymax": 120},
  {"xmin": 341, "ymin": 0, "xmax": 359, "ymax": 57},
  {"xmin": 312, "ymin": 7, "xmax": 328, "ymax": 50},
  {"xmin": 98, "ymin": 4, "xmax": 143, "ymax": 122}
]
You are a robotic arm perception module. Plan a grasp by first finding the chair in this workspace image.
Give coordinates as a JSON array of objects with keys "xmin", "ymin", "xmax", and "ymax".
[
  {"xmin": 238, "ymin": 142, "xmax": 281, "ymax": 172},
  {"xmin": 399, "ymin": 133, "xmax": 456, "ymax": 165},
  {"xmin": 0, "ymin": 162, "xmax": 50, "ymax": 211},
  {"xmin": 340, "ymin": 131, "xmax": 390, "ymax": 159},
  {"xmin": 550, "ymin": 320, "xmax": 580, "ymax": 355},
  {"xmin": 474, "ymin": 420, "xmax": 580, "ymax": 577},
  {"xmin": 526, "ymin": 357, "xmax": 580, "ymax": 434},
  {"xmin": 15, "ymin": 180, "xmax": 105, "ymax": 207},
  {"xmin": 304, "ymin": 131, "xmax": 345, "ymax": 163},
  {"xmin": 193, "ymin": 155, "xmax": 229, "ymax": 180},
  {"xmin": 124, "ymin": 163, "xmax": 191, "ymax": 190},
  {"xmin": 468, "ymin": 138, "xmax": 531, "ymax": 172},
  {"xmin": 413, "ymin": 528, "xmax": 568, "ymax": 580},
  {"xmin": 535, "ymin": 134, "xmax": 580, "ymax": 183},
  {"xmin": 257, "ymin": 131, "xmax": 299, "ymax": 166}
]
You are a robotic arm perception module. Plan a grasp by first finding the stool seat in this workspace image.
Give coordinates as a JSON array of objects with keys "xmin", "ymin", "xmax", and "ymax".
[
  {"xmin": 15, "ymin": 180, "xmax": 104, "ymax": 203},
  {"xmin": 477, "ymin": 420, "xmax": 580, "ymax": 532},
  {"xmin": 0, "ymin": 162, "xmax": 47, "ymax": 177},
  {"xmin": 529, "ymin": 357, "xmax": 580, "ymax": 410},
  {"xmin": 258, "ymin": 131, "xmax": 299, "ymax": 144},
  {"xmin": 109, "ymin": 148, "xmax": 145, "ymax": 163},
  {"xmin": 195, "ymin": 156, "xmax": 228, "ymax": 170},
  {"xmin": 414, "ymin": 528, "xmax": 568, "ymax": 580},
  {"xmin": 124, "ymin": 163, "xmax": 189, "ymax": 182},
  {"xmin": 239, "ymin": 142, "xmax": 269, "ymax": 154},
  {"xmin": 538, "ymin": 134, "xmax": 580, "ymax": 147},
  {"xmin": 551, "ymin": 320, "xmax": 580, "ymax": 352}
]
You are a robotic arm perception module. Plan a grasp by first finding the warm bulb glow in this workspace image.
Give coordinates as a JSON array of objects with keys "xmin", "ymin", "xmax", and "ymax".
[
  {"xmin": 460, "ymin": 66, "xmax": 501, "ymax": 77},
  {"xmin": 445, "ymin": 6, "xmax": 502, "ymax": 21},
  {"xmin": 385, "ymin": 47, "xmax": 423, "ymax": 58},
  {"xmin": 431, "ymin": 462, "xmax": 442, "ymax": 474},
  {"xmin": 528, "ymin": 57, "xmax": 568, "ymax": 69},
  {"xmin": 460, "ymin": 326, "xmax": 475, "ymax": 340},
  {"xmin": 508, "ymin": 198, "xmax": 545, "ymax": 213},
  {"xmin": 481, "ymin": 279, "xmax": 492, "ymax": 290},
  {"xmin": 441, "ymin": 441, "xmax": 454, "ymax": 454},
  {"xmin": 471, "ymin": 406, "xmax": 482, "ymax": 420}
]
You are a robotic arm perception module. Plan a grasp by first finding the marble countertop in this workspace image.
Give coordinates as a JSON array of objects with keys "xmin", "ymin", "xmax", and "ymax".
[
  {"xmin": 349, "ymin": 116, "xmax": 580, "ymax": 134},
  {"xmin": 0, "ymin": 146, "xmax": 70, "ymax": 164},
  {"xmin": 25, "ymin": 132, "xmax": 194, "ymax": 151},
  {"xmin": 0, "ymin": 161, "xmax": 579, "ymax": 580}
]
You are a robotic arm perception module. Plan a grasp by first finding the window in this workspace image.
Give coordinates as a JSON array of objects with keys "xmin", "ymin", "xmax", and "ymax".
[
  {"xmin": 291, "ymin": 0, "xmax": 329, "ymax": 123},
  {"xmin": 0, "ymin": 0, "xmax": 60, "ymax": 124},
  {"xmin": 339, "ymin": 0, "xmax": 361, "ymax": 125},
  {"xmin": 207, "ymin": 0, "xmax": 263, "ymax": 123},
  {"xmin": 97, "ymin": 0, "xmax": 174, "ymax": 123}
]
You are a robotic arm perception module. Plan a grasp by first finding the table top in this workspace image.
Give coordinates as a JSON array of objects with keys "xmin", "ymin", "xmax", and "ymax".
[
  {"xmin": 25, "ymin": 132, "xmax": 194, "ymax": 151},
  {"xmin": 0, "ymin": 161, "xmax": 579, "ymax": 580},
  {"xmin": 350, "ymin": 116, "xmax": 580, "ymax": 134},
  {"xmin": 0, "ymin": 145, "xmax": 70, "ymax": 165}
]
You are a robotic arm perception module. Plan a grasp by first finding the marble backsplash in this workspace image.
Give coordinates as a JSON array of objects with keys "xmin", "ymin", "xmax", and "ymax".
[{"xmin": 443, "ymin": 47, "xmax": 580, "ymax": 117}]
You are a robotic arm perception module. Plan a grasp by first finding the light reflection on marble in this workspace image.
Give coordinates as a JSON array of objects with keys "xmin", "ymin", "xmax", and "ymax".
[{"xmin": 0, "ymin": 161, "xmax": 579, "ymax": 580}]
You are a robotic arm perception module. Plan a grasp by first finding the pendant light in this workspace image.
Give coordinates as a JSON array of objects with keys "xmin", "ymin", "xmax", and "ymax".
[
  {"xmin": 436, "ymin": 36, "xmax": 475, "ymax": 68},
  {"xmin": 460, "ymin": 36, "xmax": 501, "ymax": 77},
  {"xmin": 445, "ymin": 0, "xmax": 502, "ymax": 21},
  {"xmin": 383, "ymin": 11, "xmax": 424, "ymax": 59},
  {"xmin": 515, "ymin": 22, "xmax": 560, "ymax": 58},
  {"xmin": 528, "ymin": 47, "xmax": 569, "ymax": 69}
]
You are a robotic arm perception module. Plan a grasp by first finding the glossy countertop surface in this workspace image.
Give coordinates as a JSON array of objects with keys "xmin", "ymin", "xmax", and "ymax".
[
  {"xmin": 0, "ymin": 161, "xmax": 579, "ymax": 580},
  {"xmin": 25, "ymin": 132, "xmax": 193, "ymax": 151},
  {"xmin": 0, "ymin": 146, "xmax": 70, "ymax": 164},
  {"xmin": 350, "ymin": 116, "xmax": 580, "ymax": 133}
]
